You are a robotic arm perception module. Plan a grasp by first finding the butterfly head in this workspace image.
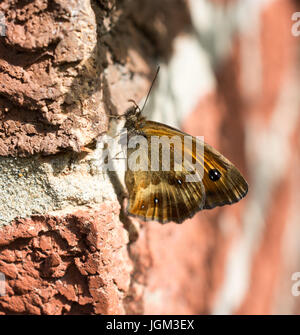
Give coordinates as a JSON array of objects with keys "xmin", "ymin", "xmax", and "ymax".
[
  {"xmin": 126, "ymin": 103, "xmax": 141, "ymax": 120},
  {"xmin": 124, "ymin": 100, "xmax": 145, "ymax": 132}
]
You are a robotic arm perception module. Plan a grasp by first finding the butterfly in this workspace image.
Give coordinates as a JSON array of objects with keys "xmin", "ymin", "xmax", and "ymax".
[{"xmin": 112, "ymin": 70, "xmax": 248, "ymax": 224}]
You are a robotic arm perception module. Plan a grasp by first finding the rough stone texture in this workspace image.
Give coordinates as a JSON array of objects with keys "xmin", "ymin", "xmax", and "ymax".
[
  {"xmin": 0, "ymin": 203, "xmax": 132, "ymax": 315},
  {"xmin": 0, "ymin": 0, "xmax": 99, "ymax": 156},
  {"xmin": 0, "ymin": 147, "xmax": 119, "ymax": 226},
  {"xmin": 0, "ymin": 0, "xmax": 300, "ymax": 315},
  {"xmin": 0, "ymin": 0, "xmax": 189, "ymax": 157}
]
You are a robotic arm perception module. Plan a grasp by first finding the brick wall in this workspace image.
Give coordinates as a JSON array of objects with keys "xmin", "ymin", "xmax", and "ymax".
[{"xmin": 0, "ymin": 0, "xmax": 299, "ymax": 314}]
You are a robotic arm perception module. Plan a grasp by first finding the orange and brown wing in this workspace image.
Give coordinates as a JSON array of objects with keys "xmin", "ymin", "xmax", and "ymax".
[
  {"xmin": 125, "ymin": 120, "xmax": 248, "ymax": 223},
  {"xmin": 125, "ymin": 169, "xmax": 205, "ymax": 223}
]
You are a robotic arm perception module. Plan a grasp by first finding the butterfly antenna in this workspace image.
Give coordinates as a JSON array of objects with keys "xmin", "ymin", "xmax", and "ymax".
[{"xmin": 141, "ymin": 66, "xmax": 160, "ymax": 112}]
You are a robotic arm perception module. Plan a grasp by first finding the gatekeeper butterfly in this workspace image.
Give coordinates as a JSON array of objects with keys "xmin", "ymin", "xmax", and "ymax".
[{"xmin": 113, "ymin": 68, "xmax": 248, "ymax": 224}]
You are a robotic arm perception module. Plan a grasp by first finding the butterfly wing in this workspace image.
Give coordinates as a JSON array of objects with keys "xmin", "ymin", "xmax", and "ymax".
[
  {"xmin": 125, "ymin": 169, "xmax": 206, "ymax": 224},
  {"xmin": 201, "ymin": 142, "xmax": 248, "ymax": 209},
  {"xmin": 125, "ymin": 120, "xmax": 248, "ymax": 223}
]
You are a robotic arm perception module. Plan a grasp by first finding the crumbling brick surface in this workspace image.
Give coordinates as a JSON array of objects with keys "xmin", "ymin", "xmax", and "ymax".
[
  {"xmin": 0, "ymin": 202, "xmax": 132, "ymax": 315},
  {"xmin": 0, "ymin": 0, "xmax": 190, "ymax": 157},
  {"xmin": 0, "ymin": 0, "xmax": 193, "ymax": 314}
]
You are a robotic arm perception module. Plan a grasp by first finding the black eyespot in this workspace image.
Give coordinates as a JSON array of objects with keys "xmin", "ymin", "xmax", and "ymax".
[
  {"xmin": 177, "ymin": 179, "xmax": 182, "ymax": 185},
  {"xmin": 154, "ymin": 197, "xmax": 159, "ymax": 204},
  {"xmin": 209, "ymin": 169, "xmax": 221, "ymax": 181}
]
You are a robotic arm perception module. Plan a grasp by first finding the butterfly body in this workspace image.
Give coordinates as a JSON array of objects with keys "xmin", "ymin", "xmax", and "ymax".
[{"xmin": 123, "ymin": 107, "xmax": 248, "ymax": 224}]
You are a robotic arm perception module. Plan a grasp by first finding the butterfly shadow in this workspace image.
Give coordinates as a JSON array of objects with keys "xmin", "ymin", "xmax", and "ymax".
[{"xmin": 105, "ymin": 151, "xmax": 140, "ymax": 243}]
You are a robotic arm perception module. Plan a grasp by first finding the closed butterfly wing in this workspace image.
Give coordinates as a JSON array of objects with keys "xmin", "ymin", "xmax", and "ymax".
[
  {"xmin": 125, "ymin": 169, "xmax": 206, "ymax": 224},
  {"xmin": 125, "ymin": 120, "xmax": 248, "ymax": 224}
]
